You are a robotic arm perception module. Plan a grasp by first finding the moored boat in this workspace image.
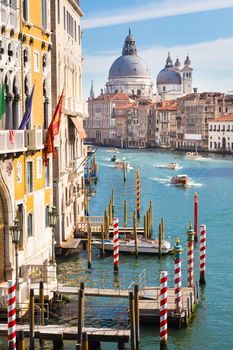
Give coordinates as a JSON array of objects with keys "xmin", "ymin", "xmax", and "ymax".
[
  {"xmin": 106, "ymin": 147, "xmax": 120, "ymax": 153},
  {"xmin": 92, "ymin": 238, "xmax": 171, "ymax": 255},
  {"xmin": 171, "ymin": 174, "xmax": 190, "ymax": 187},
  {"xmin": 185, "ymin": 152, "xmax": 202, "ymax": 160}
]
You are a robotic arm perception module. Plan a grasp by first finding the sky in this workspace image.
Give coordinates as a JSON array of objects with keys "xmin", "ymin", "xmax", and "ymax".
[{"xmin": 80, "ymin": 0, "xmax": 233, "ymax": 99}]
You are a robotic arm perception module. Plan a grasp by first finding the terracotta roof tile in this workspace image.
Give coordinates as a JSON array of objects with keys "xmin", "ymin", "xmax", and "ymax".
[{"xmin": 212, "ymin": 114, "xmax": 233, "ymax": 122}]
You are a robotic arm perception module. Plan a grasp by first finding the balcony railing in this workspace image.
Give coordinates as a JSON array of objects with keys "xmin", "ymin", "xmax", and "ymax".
[
  {"xmin": 25, "ymin": 129, "xmax": 44, "ymax": 150},
  {"xmin": 0, "ymin": 130, "xmax": 26, "ymax": 154}
]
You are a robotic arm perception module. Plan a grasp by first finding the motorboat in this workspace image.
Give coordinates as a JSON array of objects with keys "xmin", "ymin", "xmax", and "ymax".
[
  {"xmin": 92, "ymin": 238, "xmax": 171, "ymax": 255},
  {"xmin": 170, "ymin": 174, "xmax": 190, "ymax": 187},
  {"xmin": 185, "ymin": 152, "xmax": 202, "ymax": 160},
  {"xmin": 111, "ymin": 155, "xmax": 117, "ymax": 162},
  {"xmin": 114, "ymin": 160, "xmax": 130, "ymax": 169},
  {"xmin": 166, "ymin": 162, "xmax": 179, "ymax": 170},
  {"xmin": 106, "ymin": 147, "xmax": 120, "ymax": 153}
]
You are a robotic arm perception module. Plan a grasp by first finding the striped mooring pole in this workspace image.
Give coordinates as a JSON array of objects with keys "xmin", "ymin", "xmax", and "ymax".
[
  {"xmin": 113, "ymin": 218, "xmax": 119, "ymax": 273},
  {"xmin": 8, "ymin": 280, "xmax": 16, "ymax": 349},
  {"xmin": 136, "ymin": 170, "xmax": 140, "ymax": 219},
  {"xmin": 194, "ymin": 192, "xmax": 198, "ymax": 241},
  {"xmin": 174, "ymin": 237, "xmax": 183, "ymax": 314},
  {"xmin": 160, "ymin": 271, "xmax": 168, "ymax": 350},
  {"xmin": 199, "ymin": 224, "xmax": 206, "ymax": 285},
  {"xmin": 187, "ymin": 223, "xmax": 195, "ymax": 288}
]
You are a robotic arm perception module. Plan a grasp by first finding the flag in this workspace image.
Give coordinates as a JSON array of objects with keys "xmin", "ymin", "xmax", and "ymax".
[
  {"xmin": 44, "ymin": 90, "xmax": 64, "ymax": 165},
  {"xmin": 18, "ymin": 85, "xmax": 35, "ymax": 130},
  {"xmin": 0, "ymin": 82, "xmax": 5, "ymax": 120}
]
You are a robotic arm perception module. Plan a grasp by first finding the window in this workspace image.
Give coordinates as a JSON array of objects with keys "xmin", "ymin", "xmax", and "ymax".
[
  {"xmin": 63, "ymin": 6, "xmax": 66, "ymax": 30},
  {"xmin": 23, "ymin": 0, "xmax": 29, "ymax": 21},
  {"xmin": 45, "ymin": 206, "xmax": 49, "ymax": 227},
  {"xmin": 57, "ymin": 0, "xmax": 60, "ymax": 24},
  {"xmin": 36, "ymin": 157, "xmax": 42, "ymax": 178},
  {"xmin": 34, "ymin": 51, "xmax": 40, "ymax": 72},
  {"xmin": 42, "ymin": 0, "xmax": 47, "ymax": 29},
  {"xmin": 27, "ymin": 213, "xmax": 33, "ymax": 237},
  {"xmin": 210, "ymin": 142, "xmax": 212, "ymax": 148},
  {"xmin": 27, "ymin": 161, "xmax": 33, "ymax": 193},
  {"xmin": 78, "ymin": 25, "xmax": 81, "ymax": 45},
  {"xmin": 163, "ymin": 86, "xmax": 166, "ymax": 92},
  {"xmin": 45, "ymin": 158, "xmax": 50, "ymax": 186},
  {"xmin": 74, "ymin": 21, "xmax": 77, "ymax": 41}
]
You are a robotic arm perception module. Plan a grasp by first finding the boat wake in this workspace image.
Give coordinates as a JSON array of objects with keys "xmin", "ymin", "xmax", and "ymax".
[
  {"xmin": 150, "ymin": 176, "xmax": 203, "ymax": 187},
  {"xmin": 154, "ymin": 163, "xmax": 183, "ymax": 170}
]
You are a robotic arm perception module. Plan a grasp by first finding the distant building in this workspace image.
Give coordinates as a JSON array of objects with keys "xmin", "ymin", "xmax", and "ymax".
[
  {"xmin": 155, "ymin": 100, "xmax": 177, "ymax": 149},
  {"xmin": 106, "ymin": 30, "xmax": 153, "ymax": 99},
  {"xmin": 208, "ymin": 115, "xmax": 233, "ymax": 153}
]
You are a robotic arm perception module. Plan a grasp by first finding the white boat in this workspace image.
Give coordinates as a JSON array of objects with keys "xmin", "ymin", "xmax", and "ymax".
[
  {"xmin": 92, "ymin": 238, "xmax": 171, "ymax": 255},
  {"xmin": 166, "ymin": 162, "xmax": 179, "ymax": 170},
  {"xmin": 114, "ymin": 160, "xmax": 130, "ymax": 170},
  {"xmin": 185, "ymin": 152, "xmax": 202, "ymax": 160},
  {"xmin": 106, "ymin": 147, "xmax": 120, "ymax": 153},
  {"xmin": 171, "ymin": 174, "xmax": 190, "ymax": 187}
]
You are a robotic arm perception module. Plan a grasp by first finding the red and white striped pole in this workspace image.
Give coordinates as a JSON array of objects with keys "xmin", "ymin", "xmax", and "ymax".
[
  {"xmin": 8, "ymin": 280, "xmax": 16, "ymax": 349},
  {"xmin": 199, "ymin": 224, "xmax": 206, "ymax": 285},
  {"xmin": 136, "ymin": 170, "xmax": 140, "ymax": 219},
  {"xmin": 187, "ymin": 223, "xmax": 195, "ymax": 288},
  {"xmin": 194, "ymin": 192, "xmax": 198, "ymax": 242},
  {"xmin": 174, "ymin": 238, "xmax": 183, "ymax": 314},
  {"xmin": 160, "ymin": 271, "xmax": 168, "ymax": 350},
  {"xmin": 113, "ymin": 217, "xmax": 119, "ymax": 273}
]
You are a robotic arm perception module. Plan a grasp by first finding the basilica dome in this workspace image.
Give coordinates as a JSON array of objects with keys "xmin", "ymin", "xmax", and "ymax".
[
  {"xmin": 106, "ymin": 30, "xmax": 153, "ymax": 98},
  {"xmin": 156, "ymin": 68, "xmax": 181, "ymax": 85},
  {"xmin": 108, "ymin": 52, "xmax": 150, "ymax": 79}
]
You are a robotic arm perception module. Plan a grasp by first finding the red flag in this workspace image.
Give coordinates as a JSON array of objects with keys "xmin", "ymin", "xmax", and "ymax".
[{"xmin": 44, "ymin": 90, "xmax": 64, "ymax": 165}]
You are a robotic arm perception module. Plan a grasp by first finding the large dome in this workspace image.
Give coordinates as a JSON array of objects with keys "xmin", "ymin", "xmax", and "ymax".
[
  {"xmin": 157, "ymin": 68, "xmax": 181, "ymax": 85},
  {"xmin": 108, "ymin": 55, "xmax": 150, "ymax": 79}
]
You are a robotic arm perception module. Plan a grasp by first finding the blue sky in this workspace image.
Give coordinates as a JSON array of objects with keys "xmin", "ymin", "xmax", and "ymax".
[{"xmin": 80, "ymin": 0, "xmax": 233, "ymax": 99}]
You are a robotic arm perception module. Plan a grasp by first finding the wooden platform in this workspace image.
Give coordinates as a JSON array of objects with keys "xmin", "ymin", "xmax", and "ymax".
[
  {"xmin": 59, "ymin": 238, "xmax": 82, "ymax": 250},
  {"xmin": 0, "ymin": 324, "xmax": 130, "ymax": 342}
]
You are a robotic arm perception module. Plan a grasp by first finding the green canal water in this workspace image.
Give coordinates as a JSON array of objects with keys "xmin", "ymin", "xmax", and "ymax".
[{"xmin": 1, "ymin": 148, "xmax": 233, "ymax": 349}]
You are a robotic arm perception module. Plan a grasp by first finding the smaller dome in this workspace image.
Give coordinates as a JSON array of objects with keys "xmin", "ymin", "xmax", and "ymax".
[
  {"xmin": 184, "ymin": 55, "xmax": 191, "ymax": 67},
  {"xmin": 174, "ymin": 58, "xmax": 181, "ymax": 67},
  {"xmin": 157, "ymin": 68, "xmax": 181, "ymax": 85}
]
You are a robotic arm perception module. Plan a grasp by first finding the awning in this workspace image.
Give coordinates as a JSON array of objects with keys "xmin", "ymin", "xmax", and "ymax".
[{"xmin": 69, "ymin": 117, "xmax": 87, "ymax": 139}]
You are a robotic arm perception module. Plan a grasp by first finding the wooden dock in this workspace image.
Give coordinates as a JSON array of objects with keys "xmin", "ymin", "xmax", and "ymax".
[{"xmin": 0, "ymin": 324, "xmax": 130, "ymax": 342}]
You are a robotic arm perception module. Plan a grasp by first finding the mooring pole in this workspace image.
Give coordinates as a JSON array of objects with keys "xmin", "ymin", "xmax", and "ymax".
[
  {"xmin": 109, "ymin": 199, "xmax": 113, "ymax": 226},
  {"xmin": 124, "ymin": 199, "xmax": 127, "ymax": 237},
  {"xmin": 101, "ymin": 224, "xmax": 105, "ymax": 257},
  {"xmin": 18, "ymin": 330, "xmax": 25, "ymax": 350},
  {"xmin": 174, "ymin": 238, "xmax": 183, "ymax": 314},
  {"xmin": 129, "ymin": 291, "xmax": 136, "ymax": 350},
  {"xmin": 77, "ymin": 287, "xmax": 85, "ymax": 347},
  {"xmin": 149, "ymin": 200, "xmax": 153, "ymax": 234},
  {"xmin": 194, "ymin": 192, "xmax": 199, "ymax": 242},
  {"xmin": 186, "ymin": 223, "xmax": 195, "ymax": 288},
  {"xmin": 144, "ymin": 214, "xmax": 147, "ymax": 239},
  {"xmin": 87, "ymin": 221, "xmax": 92, "ymax": 269},
  {"xmin": 160, "ymin": 271, "xmax": 168, "ymax": 350},
  {"xmin": 113, "ymin": 217, "xmax": 119, "ymax": 273},
  {"xmin": 134, "ymin": 285, "xmax": 140, "ymax": 350},
  {"xmin": 29, "ymin": 289, "xmax": 35, "ymax": 350},
  {"xmin": 158, "ymin": 224, "xmax": 162, "ymax": 258},
  {"xmin": 112, "ymin": 187, "xmax": 115, "ymax": 216},
  {"xmin": 199, "ymin": 224, "xmax": 206, "ymax": 285},
  {"xmin": 136, "ymin": 170, "xmax": 140, "ymax": 219},
  {"xmin": 133, "ymin": 210, "xmax": 138, "ymax": 257},
  {"xmin": 82, "ymin": 332, "xmax": 88, "ymax": 350},
  {"xmin": 123, "ymin": 157, "xmax": 127, "ymax": 182}
]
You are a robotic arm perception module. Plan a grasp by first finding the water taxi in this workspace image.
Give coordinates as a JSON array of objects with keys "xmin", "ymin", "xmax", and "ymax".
[
  {"xmin": 92, "ymin": 238, "xmax": 171, "ymax": 255},
  {"xmin": 171, "ymin": 174, "xmax": 190, "ymax": 187},
  {"xmin": 106, "ymin": 147, "xmax": 120, "ymax": 153},
  {"xmin": 185, "ymin": 152, "xmax": 202, "ymax": 160},
  {"xmin": 166, "ymin": 162, "xmax": 179, "ymax": 170}
]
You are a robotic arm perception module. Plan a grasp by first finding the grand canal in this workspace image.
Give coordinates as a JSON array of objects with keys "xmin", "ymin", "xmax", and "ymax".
[{"xmin": 1, "ymin": 147, "xmax": 233, "ymax": 349}]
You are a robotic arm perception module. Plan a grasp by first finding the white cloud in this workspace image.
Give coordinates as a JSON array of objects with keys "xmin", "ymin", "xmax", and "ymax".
[
  {"xmin": 82, "ymin": 0, "xmax": 233, "ymax": 29},
  {"xmin": 83, "ymin": 37, "xmax": 233, "ymax": 98}
]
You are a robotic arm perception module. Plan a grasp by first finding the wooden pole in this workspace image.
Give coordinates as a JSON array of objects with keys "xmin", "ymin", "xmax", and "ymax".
[
  {"xmin": 123, "ymin": 157, "xmax": 126, "ymax": 182},
  {"xmin": 112, "ymin": 188, "xmax": 115, "ymax": 216},
  {"xmin": 77, "ymin": 288, "xmax": 85, "ymax": 346},
  {"xmin": 124, "ymin": 200, "xmax": 127, "ymax": 237},
  {"xmin": 39, "ymin": 281, "xmax": 45, "ymax": 326},
  {"xmin": 29, "ymin": 289, "xmax": 35, "ymax": 350},
  {"xmin": 101, "ymin": 224, "xmax": 105, "ymax": 257},
  {"xmin": 133, "ymin": 210, "xmax": 138, "ymax": 257},
  {"xmin": 149, "ymin": 200, "xmax": 153, "ymax": 234},
  {"xmin": 129, "ymin": 291, "xmax": 136, "ymax": 350},
  {"xmin": 18, "ymin": 330, "xmax": 25, "ymax": 350},
  {"xmin": 147, "ymin": 211, "xmax": 150, "ymax": 238},
  {"xmin": 106, "ymin": 214, "xmax": 109, "ymax": 239},
  {"xmin": 82, "ymin": 332, "xmax": 88, "ymax": 350},
  {"xmin": 109, "ymin": 199, "xmax": 113, "ymax": 226},
  {"xmin": 158, "ymin": 224, "xmax": 162, "ymax": 258},
  {"xmin": 161, "ymin": 218, "xmax": 165, "ymax": 241},
  {"xmin": 87, "ymin": 221, "xmax": 92, "ymax": 269},
  {"xmin": 134, "ymin": 285, "xmax": 140, "ymax": 350},
  {"xmin": 194, "ymin": 192, "xmax": 198, "ymax": 242},
  {"xmin": 9, "ymin": 341, "xmax": 14, "ymax": 350},
  {"xmin": 144, "ymin": 214, "xmax": 147, "ymax": 239}
]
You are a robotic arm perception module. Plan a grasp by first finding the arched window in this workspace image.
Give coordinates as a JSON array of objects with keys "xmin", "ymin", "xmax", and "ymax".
[
  {"xmin": 27, "ymin": 213, "xmax": 33, "ymax": 237},
  {"xmin": 13, "ymin": 77, "xmax": 20, "ymax": 129},
  {"xmin": 23, "ymin": 0, "xmax": 29, "ymax": 21}
]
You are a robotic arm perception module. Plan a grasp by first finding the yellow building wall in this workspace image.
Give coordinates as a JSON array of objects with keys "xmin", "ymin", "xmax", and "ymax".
[{"xmin": 14, "ymin": 155, "xmax": 25, "ymax": 201}]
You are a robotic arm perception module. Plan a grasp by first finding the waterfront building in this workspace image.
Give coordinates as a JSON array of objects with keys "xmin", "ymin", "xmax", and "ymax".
[
  {"xmin": 176, "ymin": 92, "xmax": 233, "ymax": 150},
  {"xmin": 208, "ymin": 115, "xmax": 233, "ymax": 153},
  {"xmin": 50, "ymin": 0, "xmax": 87, "ymax": 248},
  {"xmin": 155, "ymin": 100, "xmax": 177, "ymax": 149},
  {"xmin": 106, "ymin": 30, "xmax": 153, "ymax": 99},
  {"xmin": 0, "ymin": 0, "xmax": 54, "ymax": 293},
  {"xmin": 156, "ymin": 52, "xmax": 193, "ymax": 100}
]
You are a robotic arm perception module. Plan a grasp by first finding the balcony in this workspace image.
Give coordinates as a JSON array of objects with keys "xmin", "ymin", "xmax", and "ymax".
[
  {"xmin": 25, "ymin": 129, "xmax": 44, "ymax": 150},
  {"xmin": 0, "ymin": 130, "xmax": 26, "ymax": 154}
]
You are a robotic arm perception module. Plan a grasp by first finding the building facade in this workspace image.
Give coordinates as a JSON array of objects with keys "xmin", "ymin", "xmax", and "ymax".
[
  {"xmin": 0, "ymin": 0, "xmax": 53, "ymax": 293},
  {"xmin": 51, "ymin": 0, "xmax": 87, "ymax": 247},
  {"xmin": 208, "ymin": 115, "xmax": 233, "ymax": 152}
]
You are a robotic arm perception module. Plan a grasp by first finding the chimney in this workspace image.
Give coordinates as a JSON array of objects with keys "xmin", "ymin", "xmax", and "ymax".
[{"xmin": 193, "ymin": 87, "xmax": 198, "ymax": 93}]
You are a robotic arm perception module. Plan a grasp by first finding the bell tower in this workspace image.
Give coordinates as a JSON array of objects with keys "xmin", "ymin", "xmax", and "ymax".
[{"xmin": 182, "ymin": 55, "xmax": 193, "ymax": 94}]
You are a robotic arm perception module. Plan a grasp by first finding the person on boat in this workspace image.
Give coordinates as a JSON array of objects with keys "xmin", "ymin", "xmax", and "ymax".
[{"xmin": 111, "ymin": 155, "xmax": 117, "ymax": 162}]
